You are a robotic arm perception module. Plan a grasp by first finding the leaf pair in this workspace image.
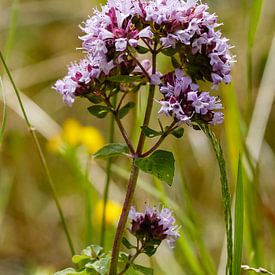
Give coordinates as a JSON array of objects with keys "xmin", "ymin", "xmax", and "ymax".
[{"xmin": 94, "ymin": 143, "xmax": 175, "ymax": 186}]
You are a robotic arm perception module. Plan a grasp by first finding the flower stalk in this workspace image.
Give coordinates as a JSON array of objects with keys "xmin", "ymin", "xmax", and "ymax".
[{"xmin": 109, "ymin": 45, "xmax": 158, "ymax": 275}]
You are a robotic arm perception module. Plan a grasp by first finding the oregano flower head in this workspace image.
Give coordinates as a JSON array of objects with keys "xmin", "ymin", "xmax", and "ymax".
[
  {"xmin": 129, "ymin": 206, "xmax": 180, "ymax": 250},
  {"xmin": 53, "ymin": 0, "xmax": 233, "ymax": 126}
]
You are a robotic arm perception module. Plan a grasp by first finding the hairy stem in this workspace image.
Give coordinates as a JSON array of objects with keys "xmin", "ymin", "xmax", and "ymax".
[
  {"xmin": 109, "ymin": 161, "xmax": 139, "ymax": 275},
  {"xmin": 109, "ymin": 44, "xmax": 158, "ymax": 274},
  {"xmin": 0, "ymin": 51, "xmax": 75, "ymax": 255}
]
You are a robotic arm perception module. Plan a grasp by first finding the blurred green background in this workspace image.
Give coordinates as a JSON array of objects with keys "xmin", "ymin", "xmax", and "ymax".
[{"xmin": 0, "ymin": 0, "xmax": 275, "ymax": 274}]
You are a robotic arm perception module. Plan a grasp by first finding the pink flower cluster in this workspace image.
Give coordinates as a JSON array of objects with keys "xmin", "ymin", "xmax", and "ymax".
[
  {"xmin": 158, "ymin": 69, "xmax": 224, "ymax": 125},
  {"xmin": 53, "ymin": 0, "xmax": 233, "ymax": 125},
  {"xmin": 129, "ymin": 205, "xmax": 180, "ymax": 248}
]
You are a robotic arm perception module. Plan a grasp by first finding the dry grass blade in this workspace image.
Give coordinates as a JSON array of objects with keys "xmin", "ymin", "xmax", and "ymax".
[{"xmin": 246, "ymin": 35, "xmax": 275, "ymax": 165}]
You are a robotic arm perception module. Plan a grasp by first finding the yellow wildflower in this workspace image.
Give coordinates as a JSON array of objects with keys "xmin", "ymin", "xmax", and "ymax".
[
  {"xmin": 80, "ymin": 126, "xmax": 104, "ymax": 154},
  {"xmin": 62, "ymin": 118, "xmax": 82, "ymax": 146},
  {"xmin": 94, "ymin": 200, "xmax": 122, "ymax": 226},
  {"xmin": 47, "ymin": 134, "xmax": 63, "ymax": 153}
]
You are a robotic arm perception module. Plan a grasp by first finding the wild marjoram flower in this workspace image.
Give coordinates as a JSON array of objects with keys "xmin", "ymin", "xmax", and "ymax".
[
  {"xmin": 129, "ymin": 206, "xmax": 180, "ymax": 250},
  {"xmin": 53, "ymin": 0, "xmax": 233, "ymax": 126},
  {"xmin": 53, "ymin": 0, "xmax": 233, "ymax": 274}
]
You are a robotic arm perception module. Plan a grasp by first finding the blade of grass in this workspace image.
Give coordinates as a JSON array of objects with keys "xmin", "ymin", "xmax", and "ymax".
[
  {"xmin": 246, "ymin": 35, "xmax": 275, "ymax": 165},
  {"xmin": 0, "ymin": 51, "xmax": 75, "ymax": 256},
  {"xmin": 223, "ymin": 83, "xmax": 242, "ymax": 179},
  {"xmin": 174, "ymin": 148, "xmax": 216, "ymax": 275},
  {"xmin": 200, "ymin": 124, "xmax": 233, "ymax": 275},
  {"xmin": 0, "ymin": 76, "xmax": 7, "ymax": 146},
  {"xmin": 247, "ymin": 0, "xmax": 263, "ymax": 49},
  {"xmin": 246, "ymin": 0, "xmax": 263, "ymax": 115},
  {"xmin": 4, "ymin": 0, "xmax": 20, "ymax": 60},
  {"xmin": 232, "ymin": 155, "xmax": 244, "ymax": 275}
]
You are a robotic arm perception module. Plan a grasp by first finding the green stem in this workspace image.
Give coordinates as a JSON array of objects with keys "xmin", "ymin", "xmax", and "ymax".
[
  {"xmin": 201, "ymin": 124, "xmax": 233, "ymax": 275},
  {"xmin": 0, "ymin": 51, "xmax": 75, "ymax": 256},
  {"xmin": 100, "ymin": 96, "xmax": 117, "ymax": 247}
]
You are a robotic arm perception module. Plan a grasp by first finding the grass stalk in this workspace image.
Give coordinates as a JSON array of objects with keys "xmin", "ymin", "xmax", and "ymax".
[
  {"xmin": 0, "ymin": 51, "xmax": 75, "ymax": 256},
  {"xmin": 200, "ymin": 124, "xmax": 233, "ymax": 275}
]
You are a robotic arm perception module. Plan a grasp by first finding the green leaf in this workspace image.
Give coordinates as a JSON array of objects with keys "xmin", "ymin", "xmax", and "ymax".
[
  {"xmin": 161, "ymin": 47, "xmax": 177, "ymax": 56},
  {"xmin": 86, "ymin": 94, "xmax": 103, "ymax": 104},
  {"xmin": 171, "ymin": 56, "xmax": 180, "ymax": 68},
  {"xmin": 171, "ymin": 127, "xmax": 184, "ymax": 138},
  {"xmin": 135, "ymin": 150, "xmax": 175, "ymax": 185},
  {"xmin": 93, "ymin": 143, "xmax": 129, "ymax": 159},
  {"xmin": 125, "ymin": 266, "xmax": 139, "ymax": 275},
  {"xmin": 0, "ymin": 76, "xmax": 7, "ymax": 145},
  {"xmin": 119, "ymin": 252, "xmax": 130, "ymax": 263},
  {"xmin": 122, "ymin": 237, "xmax": 135, "ymax": 249},
  {"xmin": 135, "ymin": 45, "xmax": 150, "ymax": 54},
  {"xmin": 143, "ymin": 245, "xmax": 158, "ymax": 256},
  {"xmin": 82, "ymin": 245, "xmax": 104, "ymax": 258},
  {"xmin": 232, "ymin": 156, "xmax": 244, "ymax": 275},
  {"xmin": 85, "ymin": 257, "xmax": 109, "ymax": 275},
  {"xmin": 141, "ymin": 126, "xmax": 162, "ymax": 138},
  {"xmin": 72, "ymin": 255, "xmax": 91, "ymax": 269},
  {"xmin": 54, "ymin": 268, "xmax": 87, "ymax": 275},
  {"xmin": 108, "ymin": 75, "xmax": 143, "ymax": 83},
  {"xmin": 132, "ymin": 264, "xmax": 154, "ymax": 275},
  {"xmin": 88, "ymin": 105, "xmax": 110, "ymax": 119},
  {"xmin": 118, "ymin": 102, "xmax": 135, "ymax": 119}
]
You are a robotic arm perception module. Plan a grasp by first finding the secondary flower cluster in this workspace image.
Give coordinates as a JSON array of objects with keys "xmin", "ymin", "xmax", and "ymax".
[
  {"xmin": 53, "ymin": 0, "xmax": 233, "ymax": 125},
  {"xmin": 158, "ymin": 69, "xmax": 224, "ymax": 124},
  {"xmin": 129, "ymin": 206, "xmax": 180, "ymax": 249}
]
